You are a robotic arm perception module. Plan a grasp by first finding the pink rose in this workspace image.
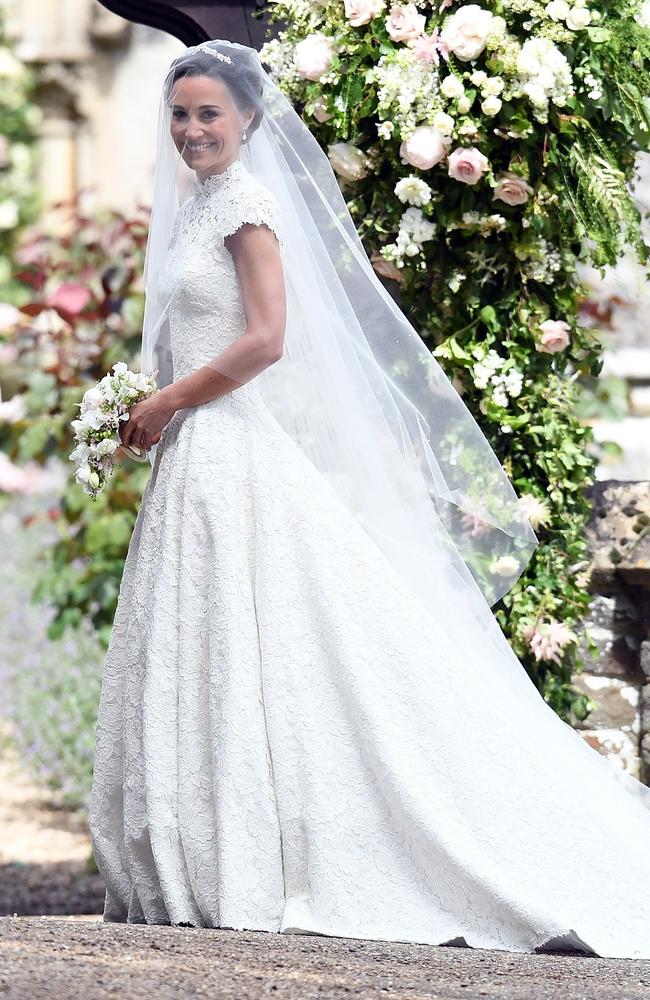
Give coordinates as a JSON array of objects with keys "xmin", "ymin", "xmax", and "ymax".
[
  {"xmin": 447, "ymin": 146, "xmax": 490, "ymax": 184},
  {"xmin": 294, "ymin": 33, "xmax": 336, "ymax": 81},
  {"xmin": 345, "ymin": 0, "xmax": 385, "ymax": 26},
  {"xmin": 493, "ymin": 172, "xmax": 534, "ymax": 206},
  {"xmin": 400, "ymin": 126, "xmax": 450, "ymax": 170},
  {"xmin": 537, "ymin": 319, "xmax": 570, "ymax": 354},
  {"xmin": 385, "ymin": 2, "xmax": 427, "ymax": 42}
]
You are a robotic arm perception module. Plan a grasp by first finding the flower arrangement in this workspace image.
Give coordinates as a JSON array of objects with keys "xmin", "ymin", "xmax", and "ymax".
[
  {"xmin": 69, "ymin": 363, "xmax": 158, "ymax": 499},
  {"xmin": 258, "ymin": 0, "xmax": 650, "ymax": 716}
]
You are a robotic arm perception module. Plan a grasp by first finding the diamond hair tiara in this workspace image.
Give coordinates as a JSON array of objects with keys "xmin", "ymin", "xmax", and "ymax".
[{"xmin": 188, "ymin": 44, "xmax": 233, "ymax": 65}]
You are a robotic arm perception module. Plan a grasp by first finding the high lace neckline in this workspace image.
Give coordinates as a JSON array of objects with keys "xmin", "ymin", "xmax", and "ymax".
[{"xmin": 192, "ymin": 159, "xmax": 245, "ymax": 197}]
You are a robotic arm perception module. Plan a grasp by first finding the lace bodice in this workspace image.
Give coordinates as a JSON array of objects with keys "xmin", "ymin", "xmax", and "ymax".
[{"xmin": 157, "ymin": 159, "xmax": 286, "ymax": 383}]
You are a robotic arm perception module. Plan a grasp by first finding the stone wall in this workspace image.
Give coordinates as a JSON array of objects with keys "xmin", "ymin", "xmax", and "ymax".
[{"xmin": 573, "ymin": 480, "xmax": 650, "ymax": 785}]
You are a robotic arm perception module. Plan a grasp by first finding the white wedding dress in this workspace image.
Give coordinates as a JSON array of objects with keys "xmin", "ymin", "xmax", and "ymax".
[{"xmin": 89, "ymin": 158, "xmax": 650, "ymax": 960}]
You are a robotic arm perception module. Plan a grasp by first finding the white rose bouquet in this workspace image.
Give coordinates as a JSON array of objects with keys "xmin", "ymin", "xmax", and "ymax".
[{"xmin": 69, "ymin": 362, "xmax": 159, "ymax": 500}]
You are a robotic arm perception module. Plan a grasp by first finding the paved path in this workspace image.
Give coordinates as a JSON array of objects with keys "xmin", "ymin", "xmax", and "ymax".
[{"xmin": 1, "ymin": 916, "xmax": 649, "ymax": 1000}]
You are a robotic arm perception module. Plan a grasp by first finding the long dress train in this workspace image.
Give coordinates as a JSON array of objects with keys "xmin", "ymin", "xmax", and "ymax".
[{"xmin": 88, "ymin": 158, "xmax": 650, "ymax": 960}]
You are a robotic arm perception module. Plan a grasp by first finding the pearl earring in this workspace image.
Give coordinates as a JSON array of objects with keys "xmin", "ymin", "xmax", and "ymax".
[{"xmin": 241, "ymin": 130, "xmax": 247, "ymax": 142}]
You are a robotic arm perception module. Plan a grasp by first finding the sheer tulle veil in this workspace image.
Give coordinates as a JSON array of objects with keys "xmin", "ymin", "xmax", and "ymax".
[{"xmin": 140, "ymin": 38, "xmax": 539, "ymax": 616}]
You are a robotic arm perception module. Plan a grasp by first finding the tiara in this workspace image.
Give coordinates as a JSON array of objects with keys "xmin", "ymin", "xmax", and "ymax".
[{"xmin": 188, "ymin": 44, "xmax": 233, "ymax": 65}]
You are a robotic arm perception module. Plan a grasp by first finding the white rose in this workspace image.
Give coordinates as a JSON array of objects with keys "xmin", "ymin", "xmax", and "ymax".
[
  {"xmin": 432, "ymin": 111, "xmax": 455, "ymax": 135},
  {"xmin": 441, "ymin": 5, "xmax": 493, "ymax": 62},
  {"xmin": 112, "ymin": 361, "xmax": 128, "ymax": 375},
  {"xmin": 69, "ymin": 442, "xmax": 90, "ymax": 463},
  {"xmin": 97, "ymin": 438, "xmax": 119, "ymax": 456},
  {"xmin": 328, "ymin": 141, "xmax": 371, "ymax": 181},
  {"xmin": 481, "ymin": 95, "xmax": 502, "ymax": 116},
  {"xmin": 75, "ymin": 464, "xmax": 93, "ymax": 484},
  {"xmin": 294, "ymin": 33, "xmax": 336, "ymax": 81},
  {"xmin": 470, "ymin": 70, "xmax": 488, "ymax": 86},
  {"xmin": 545, "ymin": 0, "xmax": 570, "ymax": 19},
  {"xmin": 566, "ymin": 5, "xmax": 591, "ymax": 28},
  {"xmin": 88, "ymin": 471, "xmax": 100, "ymax": 489},
  {"xmin": 81, "ymin": 386, "xmax": 104, "ymax": 411},
  {"xmin": 457, "ymin": 95, "xmax": 472, "ymax": 113},
  {"xmin": 483, "ymin": 76, "xmax": 504, "ymax": 96},
  {"xmin": 441, "ymin": 74, "xmax": 465, "ymax": 99}
]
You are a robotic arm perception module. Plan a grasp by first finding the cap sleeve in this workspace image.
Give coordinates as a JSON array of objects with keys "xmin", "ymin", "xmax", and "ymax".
[{"xmin": 219, "ymin": 183, "xmax": 286, "ymax": 259}]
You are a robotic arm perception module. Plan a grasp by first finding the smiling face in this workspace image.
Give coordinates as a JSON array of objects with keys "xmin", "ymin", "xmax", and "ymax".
[{"xmin": 169, "ymin": 75, "xmax": 255, "ymax": 181}]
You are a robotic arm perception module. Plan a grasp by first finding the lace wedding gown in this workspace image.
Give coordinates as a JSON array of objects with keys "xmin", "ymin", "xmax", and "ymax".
[{"xmin": 89, "ymin": 158, "xmax": 650, "ymax": 960}]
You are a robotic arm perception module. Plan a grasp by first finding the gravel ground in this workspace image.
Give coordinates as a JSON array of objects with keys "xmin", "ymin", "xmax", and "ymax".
[{"xmin": 1, "ymin": 917, "xmax": 649, "ymax": 1000}]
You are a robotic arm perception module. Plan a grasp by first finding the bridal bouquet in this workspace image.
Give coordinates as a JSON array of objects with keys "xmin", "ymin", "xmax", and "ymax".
[{"xmin": 69, "ymin": 362, "xmax": 158, "ymax": 500}]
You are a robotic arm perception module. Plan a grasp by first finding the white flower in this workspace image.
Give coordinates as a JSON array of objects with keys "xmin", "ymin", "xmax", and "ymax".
[
  {"xmin": 491, "ymin": 554, "xmax": 520, "ymax": 577},
  {"xmin": 432, "ymin": 111, "xmax": 455, "ymax": 135},
  {"xmin": 441, "ymin": 4, "xmax": 493, "ymax": 62},
  {"xmin": 457, "ymin": 95, "xmax": 472, "ymax": 114},
  {"xmin": 515, "ymin": 38, "xmax": 574, "ymax": 120},
  {"xmin": 481, "ymin": 95, "xmax": 502, "ymax": 116},
  {"xmin": 85, "ymin": 409, "xmax": 108, "ymax": 431},
  {"xmin": 566, "ymin": 5, "xmax": 591, "ymax": 28},
  {"xmin": 545, "ymin": 0, "xmax": 570, "ymax": 19},
  {"xmin": 441, "ymin": 74, "xmax": 465, "ymax": 99},
  {"xmin": 470, "ymin": 70, "xmax": 488, "ymax": 87},
  {"xmin": 395, "ymin": 175, "xmax": 433, "ymax": 206},
  {"xmin": 75, "ymin": 464, "xmax": 93, "ymax": 484},
  {"xmin": 516, "ymin": 494, "xmax": 552, "ymax": 530},
  {"xmin": 482, "ymin": 76, "xmax": 504, "ymax": 96},
  {"xmin": 80, "ymin": 386, "xmax": 105, "ymax": 412},
  {"xmin": 112, "ymin": 361, "xmax": 128, "ymax": 375},
  {"xmin": 97, "ymin": 438, "xmax": 119, "ymax": 456},
  {"xmin": 69, "ymin": 442, "xmax": 91, "ymax": 464},
  {"xmin": 377, "ymin": 120, "xmax": 395, "ymax": 139}
]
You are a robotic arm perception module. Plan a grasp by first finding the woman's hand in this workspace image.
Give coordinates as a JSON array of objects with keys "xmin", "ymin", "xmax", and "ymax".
[{"xmin": 120, "ymin": 387, "xmax": 178, "ymax": 451}]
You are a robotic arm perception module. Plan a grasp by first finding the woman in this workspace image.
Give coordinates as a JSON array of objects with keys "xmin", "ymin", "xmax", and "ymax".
[{"xmin": 88, "ymin": 39, "xmax": 650, "ymax": 958}]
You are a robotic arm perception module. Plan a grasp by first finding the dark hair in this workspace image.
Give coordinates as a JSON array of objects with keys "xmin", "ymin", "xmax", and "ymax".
[{"xmin": 164, "ymin": 44, "xmax": 264, "ymax": 139}]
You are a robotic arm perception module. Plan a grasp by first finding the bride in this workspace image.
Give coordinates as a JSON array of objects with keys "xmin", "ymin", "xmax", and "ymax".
[{"xmin": 88, "ymin": 39, "xmax": 650, "ymax": 959}]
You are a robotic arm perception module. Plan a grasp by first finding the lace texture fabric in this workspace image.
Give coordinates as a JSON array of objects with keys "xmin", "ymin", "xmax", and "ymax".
[{"xmin": 89, "ymin": 162, "xmax": 650, "ymax": 960}]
